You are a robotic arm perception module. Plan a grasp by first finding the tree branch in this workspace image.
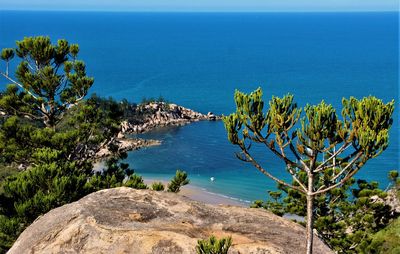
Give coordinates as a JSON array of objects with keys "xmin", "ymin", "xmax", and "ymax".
[
  {"xmin": 0, "ymin": 71, "xmax": 38, "ymax": 99},
  {"xmin": 330, "ymin": 152, "xmax": 363, "ymax": 182},
  {"xmin": 240, "ymin": 145, "xmax": 307, "ymax": 193},
  {"xmin": 314, "ymin": 142, "xmax": 351, "ymax": 172},
  {"xmin": 254, "ymin": 130, "xmax": 306, "ymax": 172},
  {"xmin": 6, "ymin": 105, "xmax": 41, "ymax": 120},
  {"xmin": 286, "ymin": 135, "xmax": 311, "ymax": 173},
  {"xmin": 24, "ymin": 57, "xmax": 36, "ymax": 71},
  {"xmin": 5, "ymin": 61, "xmax": 9, "ymax": 76},
  {"xmin": 314, "ymin": 148, "xmax": 361, "ymax": 173},
  {"xmin": 312, "ymin": 157, "xmax": 363, "ymax": 195}
]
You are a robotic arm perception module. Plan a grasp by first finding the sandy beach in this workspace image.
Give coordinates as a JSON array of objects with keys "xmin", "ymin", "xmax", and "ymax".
[{"xmin": 143, "ymin": 179, "xmax": 248, "ymax": 207}]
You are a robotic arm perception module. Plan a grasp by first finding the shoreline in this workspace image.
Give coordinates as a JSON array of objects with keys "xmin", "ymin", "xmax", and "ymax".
[
  {"xmin": 143, "ymin": 179, "xmax": 249, "ymax": 207},
  {"xmin": 95, "ymin": 137, "xmax": 161, "ymax": 160},
  {"xmin": 94, "ymin": 101, "xmax": 220, "ymax": 160},
  {"xmin": 91, "ymin": 167, "xmax": 305, "ymax": 220},
  {"xmin": 144, "ymin": 179, "xmax": 304, "ymax": 221},
  {"xmin": 93, "ymin": 162, "xmax": 248, "ymax": 207}
]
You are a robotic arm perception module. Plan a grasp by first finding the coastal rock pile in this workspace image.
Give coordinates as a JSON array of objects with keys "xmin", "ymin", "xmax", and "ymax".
[
  {"xmin": 121, "ymin": 102, "xmax": 219, "ymax": 134},
  {"xmin": 386, "ymin": 188, "xmax": 400, "ymax": 213},
  {"xmin": 94, "ymin": 102, "xmax": 218, "ymax": 158},
  {"xmin": 9, "ymin": 187, "xmax": 332, "ymax": 254},
  {"xmin": 95, "ymin": 138, "xmax": 161, "ymax": 159}
]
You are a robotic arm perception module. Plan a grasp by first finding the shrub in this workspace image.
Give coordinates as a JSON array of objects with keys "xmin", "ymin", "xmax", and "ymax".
[
  {"xmin": 124, "ymin": 174, "xmax": 148, "ymax": 189},
  {"xmin": 196, "ymin": 235, "xmax": 232, "ymax": 254},
  {"xmin": 167, "ymin": 170, "xmax": 189, "ymax": 193},
  {"xmin": 151, "ymin": 182, "xmax": 165, "ymax": 191}
]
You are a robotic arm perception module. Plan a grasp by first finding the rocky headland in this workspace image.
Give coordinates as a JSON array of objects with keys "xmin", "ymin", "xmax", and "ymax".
[
  {"xmin": 96, "ymin": 102, "xmax": 219, "ymax": 158},
  {"xmin": 120, "ymin": 102, "xmax": 219, "ymax": 134},
  {"xmin": 9, "ymin": 187, "xmax": 332, "ymax": 254}
]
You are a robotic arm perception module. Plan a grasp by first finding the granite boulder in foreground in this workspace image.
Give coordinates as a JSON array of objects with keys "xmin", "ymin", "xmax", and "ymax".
[{"xmin": 9, "ymin": 187, "xmax": 332, "ymax": 254}]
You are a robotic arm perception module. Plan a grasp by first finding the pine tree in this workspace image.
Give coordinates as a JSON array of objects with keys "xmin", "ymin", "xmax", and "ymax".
[
  {"xmin": 223, "ymin": 88, "xmax": 394, "ymax": 254},
  {"xmin": 151, "ymin": 182, "xmax": 165, "ymax": 191},
  {"xmin": 0, "ymin": 36, "xmax": 94, "ymax": 128},
  {"xmin": 167, "ymin": 170, "xmax": 189, "ymax": 193}
]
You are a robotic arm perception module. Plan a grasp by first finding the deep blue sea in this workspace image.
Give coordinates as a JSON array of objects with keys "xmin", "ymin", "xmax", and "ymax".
[{"xmin": 0, "ymin": 11, "xmax": 398, "ymax": 203}]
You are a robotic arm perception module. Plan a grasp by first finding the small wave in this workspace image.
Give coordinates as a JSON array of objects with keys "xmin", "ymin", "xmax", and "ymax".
[
  {"xmin": 199, "ymin": 189, "xmax": 252, "ymax": 204},
  {"xmin": 191, "ymin": 184, "xmax": 252, "ymax": 204}
]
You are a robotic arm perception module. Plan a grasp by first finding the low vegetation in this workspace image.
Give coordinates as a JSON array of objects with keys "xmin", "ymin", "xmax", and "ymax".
[
  {"xmin": 167, "ymin": 170, "xmax": 190, "ymax": 193},
  {"xmin": 152, "ymin": 182, "xmax": 165, "ymax": 191},
  {"xmin": 196, "ymin": 235, "xmax": 232, "ymax": 254},
  {"xmin": 368, "ymin": 217, "xmax": 400, "ymax": 254}
]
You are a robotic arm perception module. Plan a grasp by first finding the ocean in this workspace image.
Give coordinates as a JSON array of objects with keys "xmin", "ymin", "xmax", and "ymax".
[{"xmin": 0, "ymin": 11, "xmax": 398, "ymax": 203}]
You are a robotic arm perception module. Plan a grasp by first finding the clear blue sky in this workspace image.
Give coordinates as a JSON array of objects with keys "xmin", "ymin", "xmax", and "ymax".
[{"xmin": 0, "ymin": 0, "xmax": 398, "ymax": 12}]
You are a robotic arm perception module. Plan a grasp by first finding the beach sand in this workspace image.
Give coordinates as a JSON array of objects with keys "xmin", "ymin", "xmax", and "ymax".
[{"xmin": 144, "ymin": 179, "xmax": 248, "ymax": 207}]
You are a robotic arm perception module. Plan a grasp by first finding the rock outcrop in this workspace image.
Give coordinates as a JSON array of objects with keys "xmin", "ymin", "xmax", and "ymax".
[
  {"xmin": 95, "ymin": 102, "xmax": 218, "ymax": 159},
  {"xmin": 9, "ymin": 188, "xmax": 332, "ymax": 254},
  {"xmin": 386, "ymin": 188, "xmax": 400, "ymax": 214},
  {"xmin": 121, "ymin": 102, "xmax": 220, "ymax": 134},
  {"xmin": 95, "ymin": 138, "xmax": 161, "ymax": 159}
]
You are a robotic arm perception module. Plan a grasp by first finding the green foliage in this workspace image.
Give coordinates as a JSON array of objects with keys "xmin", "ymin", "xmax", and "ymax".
[
  {"xmin": 0, "ymin": 148, "xmax": 92, "ymax": 251},
  {"xmin": 124, "ymin": 174, "xmax": 148, "ymax": 189},
  {"xmin": 298, "ymin": 101, "xmax": 342, "ymax": 151},
  {"xmin": 167, "ymin": 170, "xmax": 189, "ymax": 193},
  {"xmin": 389, "ymin": 170, "xmax": 399, "ymax": 186},
  {"xmin": 0, "ymin": 84, "xmax": 37, "ymax": 120},
  {"xmin": 196, "ymin": 235, "xmax": 232, "ymax": 254},
  {"xmin": 0, "ymin": 148, "xmax": 90, "ymax": 221},
  {"xmin": 151, "ymin": 182, "xmax": 165, "ymax": 191},
  {"xmin": 0, "ymin": 164, "xmax": 19, "ymax": 185},
  {"xmin": 255, "ymin": 171, "xmax": 399, "ymax": 253},
  {"xmin": 366, "ymin": 217, "xmax": 400, "ymax": 254},
  {"xmin": 0, "ymin": 94, "xmax": 123, "ymax": 165},
  {"xmin": 0, "ymin": 151, "xmax": 148, "ymax": 252},
  {"xmin": 342, "ymin": 96, "xmax": 394, "ymax": 158},
  {"xmin": 0, "ymin": 215, "xmax": 22, "ymax": 253},
  {"xmin": 0, "ymin": 115, "xmax": 38, "ymax": 164},
  {"xmin": 86, "ymin": 156, "xmax": 131, "ymax": 190},
  {"xmin": 251, "ymin": 191, "xmax": 285, "ymax": 216},
  {"xmin": 141, "ymin": 95, "xmax": 168, "ymax": 104},
  {"xmin": 0, "ymin": 36, "xmax": 94, "ymax": 128},
  {"xmin": 224, "ymin": 88, "xmax": 394, "ymax": 162},
  {"xmin": 0, "ymin": 48, "xmax": 14, "ymax": 62}
]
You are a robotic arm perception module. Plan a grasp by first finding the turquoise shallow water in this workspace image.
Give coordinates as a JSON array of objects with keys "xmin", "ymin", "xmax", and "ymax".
[{"xmin": 0, "ymin": 11, "xmax": 398, "ymax": 202}]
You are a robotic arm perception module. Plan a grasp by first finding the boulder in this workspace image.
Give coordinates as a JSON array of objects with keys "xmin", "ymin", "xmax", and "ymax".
[
  {"xmin": 386, "ymin": 188, "xmax": 400, "ymax": 213},
  {"xmin": 9, "ymin": 188, "xmax": 332, "ymax": 254},
  {"xmin": 207, "ymin": 112, "xmax": 216, "ymax": 121},
  {"xmin": 169, "ymin": 103, "xmax": 178, "ymax": 112}
]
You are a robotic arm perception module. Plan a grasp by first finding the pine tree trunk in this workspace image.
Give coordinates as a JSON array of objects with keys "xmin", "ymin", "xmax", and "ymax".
[{"xmin": 306, "ymin": 174, "xmax": 314, "ymax": 254}]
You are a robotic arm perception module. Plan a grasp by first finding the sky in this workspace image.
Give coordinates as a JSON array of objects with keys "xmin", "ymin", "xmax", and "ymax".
[{"xmin": 0, "ymin": 0, "xmax": 398, "ymax": 12}]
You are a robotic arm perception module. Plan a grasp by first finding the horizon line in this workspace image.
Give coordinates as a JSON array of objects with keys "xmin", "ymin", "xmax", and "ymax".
[{"xmin": 0, "ymin": 9, "xmax": 398, "ymax": 13}]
